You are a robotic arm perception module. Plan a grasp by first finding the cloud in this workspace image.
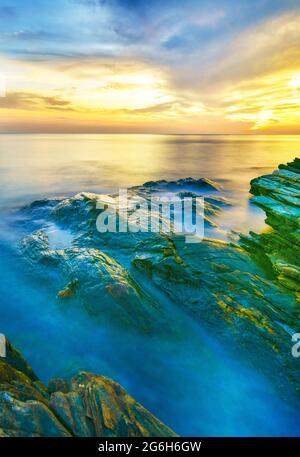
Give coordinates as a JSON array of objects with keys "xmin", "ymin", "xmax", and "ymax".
[
  {"xmin": 170, "ymin": 11, "xmax": 300, "ymax": 94},
  {"xmin": 222, "ymin": 73, "xmax": 300, "ymax": 130},
  {"xmin": 122, "ymin": 100, "xmax": 207, "ymax": 119},
  {"xmin": 1, "ymin": 2, "xmax": 300, "ymax": 132},
  {"xmin": 0, "ymin": 92, "xmax": 76, "ymax": 111}
]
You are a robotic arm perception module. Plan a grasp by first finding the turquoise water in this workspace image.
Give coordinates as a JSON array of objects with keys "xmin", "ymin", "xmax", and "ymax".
[{"xmin": 1, "ymin": 134, "xmax": 300, "ymax": 436}]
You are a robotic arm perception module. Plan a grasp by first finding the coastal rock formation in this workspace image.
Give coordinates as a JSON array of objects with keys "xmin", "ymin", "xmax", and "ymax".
[
  {"xmin": 16, "ymin": 162, "xmax": 300, "ymax": 398},
  {"xmin": 130, "ymin": 161, "xmax": 300, "ymax": 388},
  {"xmin": 18, "ymin": 177, "xmax": 228, "ymax": 333},
  {"xmin": 139, "ymin": 177, "xmax": 221, "ymax": 192},
  {"xmin": 49, "ymin": 372, "xmax": 176, "ymax": 437},
  {"xmin": 0, "ymin": 341, "xmax": 176, "ymax": 437},
  {"xmin": 20, "ymin": 177, "xmax": 229, "ymax": 243},
  {"xmin": 19, "ymin": 229, "xmax": 172, "ymax": 335},
  {"xmin": 240, "ymin": 158, "xmax": 300, "ymax": 297},
  {"xmin": 132, "ymin": 234, "xmax": 299, "ymax": 388},
  {"xmin": 0, "ymin": 341, "xmax": 71, "ymax": 437}
]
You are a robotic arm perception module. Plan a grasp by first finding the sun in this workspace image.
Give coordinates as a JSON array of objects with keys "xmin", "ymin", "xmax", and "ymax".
[{"xmin": 289, "ymin": 74, "xmax": 300, "ymax": 91}]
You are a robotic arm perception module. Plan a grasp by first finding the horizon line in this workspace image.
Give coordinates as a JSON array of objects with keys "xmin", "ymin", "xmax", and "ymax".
[{"xmin": 0, "ymin": 132, "xmax": 300, "ymax": 136}]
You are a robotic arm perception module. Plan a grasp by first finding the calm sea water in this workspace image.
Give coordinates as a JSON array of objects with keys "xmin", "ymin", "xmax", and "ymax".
[{"xmin": 1, "ymin": 134, "xmax": 300, "ymax": 436}]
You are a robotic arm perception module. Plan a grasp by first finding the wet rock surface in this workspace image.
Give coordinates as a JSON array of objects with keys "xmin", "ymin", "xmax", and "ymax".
[
  {"xmin": 49, "ymin": 371, "xmax": 177, "ymax": 437},
  {"xmin": 8, "ymin": 162, "xmax": 300, "ymax": 435},
  {"xmin": 241, "ymin": 158, "xmax": 300, "ymax": 297},
  {"xmin": 0, "ymin": 341, "xmax": 176, "ymax": 437},
  {"xmin": 0, "ymin": 341, "xmax": 71, "ymax": 437}
]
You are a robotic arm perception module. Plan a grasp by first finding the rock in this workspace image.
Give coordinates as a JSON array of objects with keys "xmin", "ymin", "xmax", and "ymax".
[
  {"xmin": 5, "ymin": 340, "xmax": 39, "ymax": 382},
  {"xmin": 16, "ymin": 164, "xmax": 300, "ymax": 402},
  {"xmin": 19, "ymin": 231, "xmax": 170, "ymax": 334},
  {"xmin": 141, "ymin": 177, "xmax": 221, "ymax": 192},
  {"xmin": 18, "ymin": 174, "xmax": 230, "ymax": 335},
  {"xmin": 57, "ymin": 279, "xmax": 79, "ymax": 298},
  {"xmin": 0, "ymin": 341, "xmax": 71, "ymax": 437},
  {"xmin": 48, "ymin": 378, "xmax": 70, "ymax": 394},
  {"xmin": 240, "ymin": 158, "xmax": 300, "ymax": 296},
  {"xmin": 0, "ymin": 341, "xmax": 176, "ymax": 437},
  {"xmin": 18, "ymin": 178, "xmax": 229, "ymax": 256},
  {"xmin": 51, "ymin": 192, "xmax": 100, "ymax": 232},
  {"xmin": 49, "ymin": 372, "xmax": 177, "ymax": 437},
  {"xmin": 130, "ymin": 178, "xmax": 225, "ymax": 228},
  {"xmin": 132, "ymin": 232, "xmax": 300, "ymax": 391},
  {"xmin": 129, "ymin": 160, "xmax": 300, "ymax": 391}
]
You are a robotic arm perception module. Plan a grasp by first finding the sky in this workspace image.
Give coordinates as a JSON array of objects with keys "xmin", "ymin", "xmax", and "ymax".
[{"xmin": 0, "ymin": 0, "xmax": 300, "ymax": 133}]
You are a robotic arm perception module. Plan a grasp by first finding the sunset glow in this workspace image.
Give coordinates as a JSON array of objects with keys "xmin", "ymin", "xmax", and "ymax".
[{"xmin": 0, "ymin": 1, "xmax": 300, "ymax": 133}]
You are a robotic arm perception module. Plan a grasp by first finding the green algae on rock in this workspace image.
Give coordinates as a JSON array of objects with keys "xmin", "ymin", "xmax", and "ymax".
[
  {"xmin": 240, "ymin": 158, "xmax": 300, "ymax": 298},
  {"xmin": 49, "ymin": 371, "xmax": 177, "ymax": 437},
  {"xmin": 18, "ymin": 177, "xmax": 228, "ymax": 334},
  {"xmin": 19, "ymin": 230, "xmax": 170, "ymax": 334},
  {"xmin": 132, "ymin": 234, "xmax": 297, "ymax": 375},
  {"xmin": 17, "ymin": 165, "xmax": 300, "ymax": 399},
  {"xmin": 0, "ymin": 340, "xmax": 176, "ymax": 437},
  {"xmin": 0, "ymin": 341, "xmax": 71, "ymax": 437}
]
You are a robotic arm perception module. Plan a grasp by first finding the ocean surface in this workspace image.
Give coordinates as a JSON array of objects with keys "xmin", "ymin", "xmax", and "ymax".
[{"xmin": 1, "ymin": 133, "xmax": 300, "ymax": 436}]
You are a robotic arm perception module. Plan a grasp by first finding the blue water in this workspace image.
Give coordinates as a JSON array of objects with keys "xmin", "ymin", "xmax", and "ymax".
[{"xmin": 1, "ymin": 134, "xmax": 300, "ymax": 436}]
